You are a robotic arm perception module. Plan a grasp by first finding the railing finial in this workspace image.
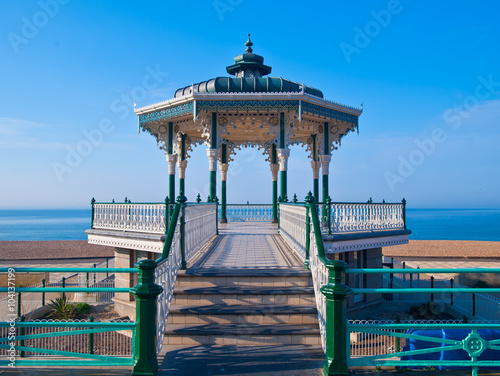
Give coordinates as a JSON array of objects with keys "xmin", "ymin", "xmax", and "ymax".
[{"xmin": 305, "ymin": 191, "xmax": 315, "ymax": 204}]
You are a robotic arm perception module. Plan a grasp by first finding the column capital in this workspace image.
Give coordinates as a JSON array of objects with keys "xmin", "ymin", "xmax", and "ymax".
[
  {"xmin": 206, "ymin": 149, "xmax": 220, "ymax": 172},
  {"xmin": 277, "ymin": 148, "xmax": 291, "ymax": 171},
  {"xmin": 178, "ymin": 159, "xmax": 188, "ymax": 179},
  {"xmin": 320, "ymin": 154, "xmax": 332, "ymax": 175},
  {"xmin": 219, "ymin": 162, "xmax": 229, "ymax": 181},
  {"xmin": 311, "ymin": 161, "xmax": 321, "ymax": 180},
  {"xmin": 270, "ymin": 163, "xmax": 279, "ymax": 182},
  {"xmin": 165, "ymin": 153, "xmax": 178, "ymax": 175}
]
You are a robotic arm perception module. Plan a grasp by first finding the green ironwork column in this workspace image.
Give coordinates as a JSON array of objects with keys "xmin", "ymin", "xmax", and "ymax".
[
  {"xmin": 220, "ymin": 143, "xmax": 228, "ymax": 223},
  {"xmin": 270, "ymin": 143, "xmax": 279, "ymax": 223},
  {"xmin": 207, "ymin": 112, "xmax": 219, "ymax": 202},
  {"xmin": 311, "ymin": 134, "xmax": 320, "ymax": 201},
  {"xmin": 166, "ymin": 122, "xmax": 177, "ymax": 212},
  {"xmin": 179, "ymin": 133, "xmax": 187, "ymax": 197},
  {"xmin": 321, "ymin": 260, "xmax": 352, "ymax": 376},
  {"xmin": 131, "ymin": 259, "xmax": 163, "ymax": 376},
  {"xmin": 321, "ymin": 122, "xmax": 331, "ymax": 203}
]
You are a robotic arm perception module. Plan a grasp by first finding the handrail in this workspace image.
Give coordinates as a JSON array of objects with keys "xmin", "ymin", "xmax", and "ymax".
[{"xmin": 157, "ymin": 201, "xmax": 182, "ymax": 262}]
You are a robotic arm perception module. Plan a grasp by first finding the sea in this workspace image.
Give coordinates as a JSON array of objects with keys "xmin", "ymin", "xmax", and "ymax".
[{"xmin": 0, "ymin": 209, "xmax": 499, "ymax": 242}]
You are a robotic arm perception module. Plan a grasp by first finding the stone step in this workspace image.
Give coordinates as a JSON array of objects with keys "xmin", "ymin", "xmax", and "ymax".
[
  {"xmin": 172, "ymin": 286, "xmax": 314, "ymax": 306},
  {"xmin": 164, "ymin": 323, "xmax": 321, "ymax": 346},
  {"xmin": 168, "ymin": 304, "xmax": 318, "ymax": 325},
  {"xmin": 176, "ymin": 268, "xmax": 312, "ymax": 288}
]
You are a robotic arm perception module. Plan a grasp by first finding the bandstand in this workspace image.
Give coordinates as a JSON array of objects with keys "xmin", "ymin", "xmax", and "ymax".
[{"xmin": 134, "ymin": 35, "xmax": 362, "ymax": 222}]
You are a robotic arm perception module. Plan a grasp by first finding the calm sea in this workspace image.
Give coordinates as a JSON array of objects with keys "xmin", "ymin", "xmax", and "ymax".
[{"xmin": 0, "ymin": 209, "xmax": 499, "ymax": 241}]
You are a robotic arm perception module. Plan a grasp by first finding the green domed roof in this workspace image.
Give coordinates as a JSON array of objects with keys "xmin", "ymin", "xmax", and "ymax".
[{"xmin": 174, "ymin": 35, "xmax": 323, "ymax": 99}]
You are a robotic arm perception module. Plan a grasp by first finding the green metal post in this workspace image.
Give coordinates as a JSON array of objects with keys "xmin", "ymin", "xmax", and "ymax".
[
  {"xmin": 106, "ymin": 258, "xmax": 109, "ymax": 278},
  {"xmin": 89, "ymin": 315, "xmax": 94, "ymax": 355},
  {"xmin": 450, "ymin": 278, "xmax": 454, "ymax": 305},
  {"xmin": 130, "ymin": 259, "xmax": 162, "ymax": 376},
  {"xmin": 90, "ymin": 197, "xmax": 95, "ymax": 229},
  {"xmin": 164, "ymin": 196, "xmax": 170, "ymax": 233},
  {"xmin": 167, "ymin": 122, "xmax": 175, "ymax": 217},
  {"xmin": 17, "ymin": 292, "xmax": 21, "ymax": 317},
  {"xmin": 321, "ymin": 260, "xmax": 351, "ymax": 376},
  {"xmin": 402, "ymin": 198, "xmax": 407, "ymax": 230},
  {"xmin": 280, "ymin": 171, "xmax": 287, "ymax": 202},
  {"xmin": 169, "ymin": 174, "xmax": 175, "ymax": 216},
  {"xmin": 62, "ymin": 277, "xmax": 66, "ymax": 300},
  {"xmin": 312, "ymin": 134, "xmax": 320, "ymax": 200},
  {"xmin": 221, "ymin": 181, "xmax": 227, "ymax": 223},
  {"xmin": 215, "ymin": 196, "xmax": 219, "ymax": 235},
  {"xmin": 178, "ymin": 195, "xmax": 187, "ymax": 270},
  {"xmin": 395, "ymin": 316, "xmax": 401, "ymax": 353},
  {"xmin": 19, "ymin": 316, "xmax": 25, "ymax": 358},
  {"xmin": 271, "ymin": 144, "xmax": 278, "ymax": 223},
  {"xmin": 179, "ymin": 133, "xmax": 186, "ymax": 197},
  {"xmin": 42, "ymin": 278, "xmax": 45, "ymax": 306},
  {"xmin": 220, "ymin": 142, "xmax": 227, "ymax": 223},
  {"xmin": 93, "ymin": 263, "xmax": 96, "ymax": 286},
  {"xmin": 209, "ymin": 170, "xmax": 216, "ymax": 203},
  {"xmin": 326, "ymin": 196, "xmax": 332, "ymax": 235}
]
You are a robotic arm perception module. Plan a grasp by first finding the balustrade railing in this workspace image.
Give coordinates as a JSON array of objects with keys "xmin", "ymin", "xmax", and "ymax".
[
  {"xmin": 91, "ymin": 201, "xmax": 173, "ymax": 234},
  {"xmin": 317, "ymin": 200, "xmax": 406, "ymax": 235},
  {"xmin": 225, "ymin": 204, "xmax": 272, "ymax": 222},
  {"xmin": 0, "ymin": 199, "xmax": 217, "ymax": 374},
  {"xmin": 281, "ymin": 195, "xmax": 500, "ymax": 376}
]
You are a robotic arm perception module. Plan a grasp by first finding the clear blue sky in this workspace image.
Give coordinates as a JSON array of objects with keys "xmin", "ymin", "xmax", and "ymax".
[{"xmin": 1, "ymin": 0, "xmax": 499, "ymax": 209}]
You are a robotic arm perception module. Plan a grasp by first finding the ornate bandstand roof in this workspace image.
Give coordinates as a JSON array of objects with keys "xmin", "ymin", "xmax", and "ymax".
[{"xmin": 135, "ymin": 34, "xmax": 362, "ymax": 162}]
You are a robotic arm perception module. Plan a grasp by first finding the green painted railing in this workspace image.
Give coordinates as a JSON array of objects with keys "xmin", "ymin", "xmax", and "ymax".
[
  {"xmin": 0, "ymin": 199, "xmax": 189, "ymax": 375},
  {"xmin": 299, "ymin": 193, "xmax": 500, "ymax": 376}
]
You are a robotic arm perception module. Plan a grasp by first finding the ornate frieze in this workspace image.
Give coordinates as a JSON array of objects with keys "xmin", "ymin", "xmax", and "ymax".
[
  {"xmin": 197, "ymin": 100, "xmax": 300, "ymax": 114},
  {"xmin": 139, "ymin": 102, "xmax": 194, "ymax": 126}
]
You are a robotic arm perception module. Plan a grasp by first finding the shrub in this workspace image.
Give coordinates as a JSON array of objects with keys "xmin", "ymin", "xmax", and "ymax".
[
  {"xmin": 48, "ymin": 296, "xmax": 76, "ymax": 320},
  {"xmin": 75, "ymin": 302, "xmax": 92, "ymax": 315}
]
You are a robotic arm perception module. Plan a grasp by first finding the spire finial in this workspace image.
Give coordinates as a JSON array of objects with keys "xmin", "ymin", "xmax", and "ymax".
[{"xmin": 245, "ymin": 33, "xmax": 253, "ymax": 54}]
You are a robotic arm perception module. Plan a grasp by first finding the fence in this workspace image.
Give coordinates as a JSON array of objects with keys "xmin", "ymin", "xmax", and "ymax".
[
  {"xmin": 279, "ymin": 195, "xmax": 500, "ymax": 376},
  {"xmin": 384, "ymin": 259, "xmax": 500, "ymax": 321},
  {"xmin": 91, "ymin": 199, "xmax": 173, "ymax": 234},
  {"xmin": 317, "ymin": 200, "xmax": 406, "ymax": 235},
  {"xmin": 225, "ymin": 204, "xmax": 273, "ymax": 222},
  {"xmin": 0, "ymin": 200, "xmax": 217, "ymax": 375}
]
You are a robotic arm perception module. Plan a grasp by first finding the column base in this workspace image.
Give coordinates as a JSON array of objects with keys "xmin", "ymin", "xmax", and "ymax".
[
  {"xmin": 271, "ymin": 219, "xmax": 278, "ymax": 223},
  {"xmin": 220, "ymin": 218, "xmax": 228, "ymax": 224}
]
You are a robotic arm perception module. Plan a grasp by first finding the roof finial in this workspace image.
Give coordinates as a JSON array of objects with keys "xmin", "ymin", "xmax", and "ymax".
[{"xmin": 245, "ymin": 33, "xmax": 253, "ymax": 54}]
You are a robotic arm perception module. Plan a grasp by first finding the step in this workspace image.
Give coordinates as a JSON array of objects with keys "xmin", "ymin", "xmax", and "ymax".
[
  {"xmin": 172, "ymin": 286, "xmax": 315, "ymax": 306},
  {"xmin": 164, "ymin": 323, "xmax": 321, "ymax": 346},
  {"xmin": 168, "ymin": 304, "xmax": 319, "ymax": 325},
  {"xmin": 176, "ymin": 269, "xmax": 312, "ymax": 288}
]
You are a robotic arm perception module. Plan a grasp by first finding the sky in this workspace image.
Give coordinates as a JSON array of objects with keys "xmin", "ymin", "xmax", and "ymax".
[{"xmin": 1, "ymin": 0, "xmax": 499, "ymax": 209}]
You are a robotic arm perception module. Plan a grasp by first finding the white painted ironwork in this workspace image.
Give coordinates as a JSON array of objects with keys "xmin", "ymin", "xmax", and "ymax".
[
  {"xmin": 278, "ymin": 204, "xmax": 307, "ymax": 261},
  {"xmin": 321, "ymin": 203, "xmax": 404, "ymax": 234},
  {"xmin": 154, "ymin": 214, "xmax": 181, "ymax": 355},
  {"xmin": 278, "ymin": 203, "xmax": 328, "ymax": 352},
  {"xmin": 184, "ymin": 204, "xmax": 217, "ymax": 261},
  {"xmin": 309, "ymin": 214, "xmax": 329, "ymax": 352},
  {"xmin": 154, "ymin": 203, "xmax": 217, "ymax": 355},
  {"xmin": 226, "ymin": 204, "xmax": 273, "ymax": 222},
  {"xmin": 93, "ymin": 203, "xmax": 167, "ymax": 233}
]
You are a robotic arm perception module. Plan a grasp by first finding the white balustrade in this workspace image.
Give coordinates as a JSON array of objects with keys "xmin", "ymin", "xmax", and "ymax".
[
  {"xmin": 184, "ymin": 204, "xmax": 217, "ymax": 261},
  {"xmin": 326, "ymin": 203, "xmax": 404, "ymax": 234},
  {"xmin": 154, "ymin": 203, "xmax": 217, "ymax": 355},
  {"xmin": 93, "ymin": 203, "xmax": 167, "ymax": 233},
  {"xmin": 278, "ymin": 204, "xmax": 307, "ymax": 261},
  {"xmin": 226, "ymin": 204, "xmax": 273, "ymax": 222},
  {"xmin": 278, "ymin": 203, "xmax": 328, "ymax": 352}
]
